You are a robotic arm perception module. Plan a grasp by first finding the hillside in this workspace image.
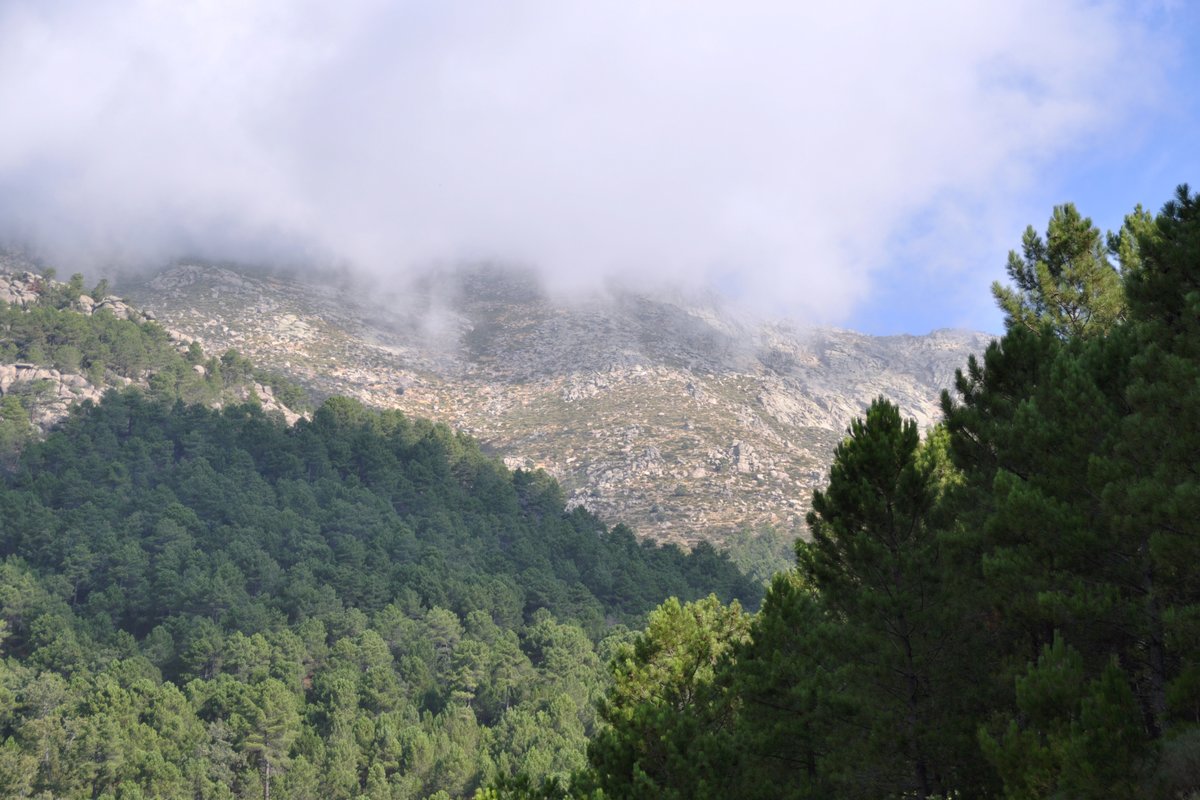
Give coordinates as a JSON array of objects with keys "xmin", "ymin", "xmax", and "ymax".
[
  {"xmin": 123, "ymin": 263, "xmax": 991, "ymax": 544},
  {"xmin": 0, "ymin": 388, "xmax": 756, "ymax": 798},
  {"xmin": 0, "ymin": 257, "xmax": 305, "ymax": 460}
]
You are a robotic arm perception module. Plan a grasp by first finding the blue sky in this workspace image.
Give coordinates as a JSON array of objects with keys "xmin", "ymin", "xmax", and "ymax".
[
  {"xmin": 0, "ymin": 1, "xmax": 1196, "ymax": 336},
  {"xmin": 851, "ymin": 2, "xmax": 1200, "ymax": 335}
]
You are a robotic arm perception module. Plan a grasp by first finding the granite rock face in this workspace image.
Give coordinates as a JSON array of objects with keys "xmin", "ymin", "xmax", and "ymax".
[
  {"xmin": 0, "ymin": 362, "xmax": 108, "ymax": 429},
  {"xmin": 122, "ymin": 263, "xmax": 993, "ymax": 544}
]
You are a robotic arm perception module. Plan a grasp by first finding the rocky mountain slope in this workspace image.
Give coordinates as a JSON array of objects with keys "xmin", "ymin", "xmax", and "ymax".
[
  {"xmin": 0, "ymin": 258, "xmax": 302, "ymax": 443},
  {"xmin": 121, "ymin": 263, "xmax": 992, "ymax": 545},
  {"xmin": 1, "ymin": 259, "xmax": 147, "ymax": 428}
]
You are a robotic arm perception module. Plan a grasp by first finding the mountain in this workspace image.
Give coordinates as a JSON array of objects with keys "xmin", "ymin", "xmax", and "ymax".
[
  {"xmin": 0, "ymin": 255, "xmax": 760, "ymax": 799},
  {"xmin": 121, "ymin": 263, "xmax": 992, "ymax": 545}
]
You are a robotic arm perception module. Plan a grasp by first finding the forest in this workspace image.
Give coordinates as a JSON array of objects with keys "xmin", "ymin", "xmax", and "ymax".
[
  {"xmin": 0, "ymin": 183, "xmax": 1196, "ymax": 799},
  {"xmin": 547, "ymin": 185, "xmax": 1199, "ymax": 799},
  {"xmin": 0, "ymin": 381, "xmax": 755, "ymax": 798}
]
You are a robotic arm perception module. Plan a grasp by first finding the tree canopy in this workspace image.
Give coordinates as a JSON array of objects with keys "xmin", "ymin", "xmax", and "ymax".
[
  {"xmin": 581, "ymin": 184, "xmax": 1200, "ymax": 800},
  {"xmin": 0, "ymin": 388, "xmax": 757, "ymax": 799}
]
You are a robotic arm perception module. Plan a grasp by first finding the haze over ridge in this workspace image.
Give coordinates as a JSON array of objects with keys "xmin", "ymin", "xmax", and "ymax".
[{"xmin": 0, "ymin": 1, "xmax": 1190, "ymax": 333}]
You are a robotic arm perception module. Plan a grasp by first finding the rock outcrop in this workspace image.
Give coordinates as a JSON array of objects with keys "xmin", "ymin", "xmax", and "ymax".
[
  {"xmin": 0, "ymin": 271, "xmax": 46, "ymax": 308},
  {"xmin": 0, "ymin": 363, "xmax": 107, "ymax": 429}
]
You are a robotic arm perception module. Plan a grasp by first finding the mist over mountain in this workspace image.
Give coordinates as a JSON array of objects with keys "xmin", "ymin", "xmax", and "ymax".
[
  {"xmin": 2, "ymin": 1, "xmax": 1182, "ymax": 334},
  {"xmin": 120, "ymin": 262, "xmax": 990, "ymax": 545}
]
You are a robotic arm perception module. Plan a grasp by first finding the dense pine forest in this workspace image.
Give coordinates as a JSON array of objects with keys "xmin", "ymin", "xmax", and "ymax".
[
  {"xmin": 0, "ymin": 388, "xmax": 755, "ymax": 797},
  {"xmin": 0, "ymin": 183, "xmax": 1197, "ymax": 799}
]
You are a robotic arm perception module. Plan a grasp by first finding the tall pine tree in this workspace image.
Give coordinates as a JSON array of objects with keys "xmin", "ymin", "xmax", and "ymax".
[{"xmin": 797, "ymin": 399, "xmax": 992, "ymax": 798}]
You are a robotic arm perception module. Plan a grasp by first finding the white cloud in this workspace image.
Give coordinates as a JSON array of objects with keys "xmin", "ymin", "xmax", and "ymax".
[{"xmin": 0, "ymin": 0, "xmax": 1169, "ymax": 324}]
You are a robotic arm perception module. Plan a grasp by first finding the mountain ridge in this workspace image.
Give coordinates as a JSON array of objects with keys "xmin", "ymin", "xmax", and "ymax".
[{"xmin": 116, "ymin": 263, "xmax": 991, "ymax": 545}]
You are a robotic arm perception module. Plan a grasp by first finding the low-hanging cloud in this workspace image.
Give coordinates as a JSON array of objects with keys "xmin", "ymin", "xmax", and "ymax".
[{"xmin": 0, "ymin": 1, "xmax": 1172, "ymax": 324}]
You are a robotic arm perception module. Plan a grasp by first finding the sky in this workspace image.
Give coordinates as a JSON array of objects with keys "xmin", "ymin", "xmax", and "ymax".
[{"xmin": 0, "ymin": 1, "xmax": 1196, "ymax": 335}]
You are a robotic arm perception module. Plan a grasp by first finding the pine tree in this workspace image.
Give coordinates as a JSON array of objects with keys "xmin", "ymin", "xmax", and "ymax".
[
  {"xmin": 731, "ymin": 571, "xmax": 840, "ymax": 799},
  {"xmin": 980, "ymin": 634, "xmax": 1149, "ymax": 799},
  {"xmin": 588, "ymin": 595, "xmax": 749, "ymax": 800},
  {"xmin": 799, "ymin": 398, "xmax": 993, "ymax": 798},
  {"xmin": 1105, "ymin": 185, "xmax": 1200, "ymax": 737},
  {"xmin": 242, "ymin": 679, "xmax": 300, "ymax": 800},
  {"xmin": 946, "ymin": 186, "xmax": 1200, "ymax": 795},
  {"xmin": 993, "ymin": 203, "xmax": 1125, "ymax": 338}
]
